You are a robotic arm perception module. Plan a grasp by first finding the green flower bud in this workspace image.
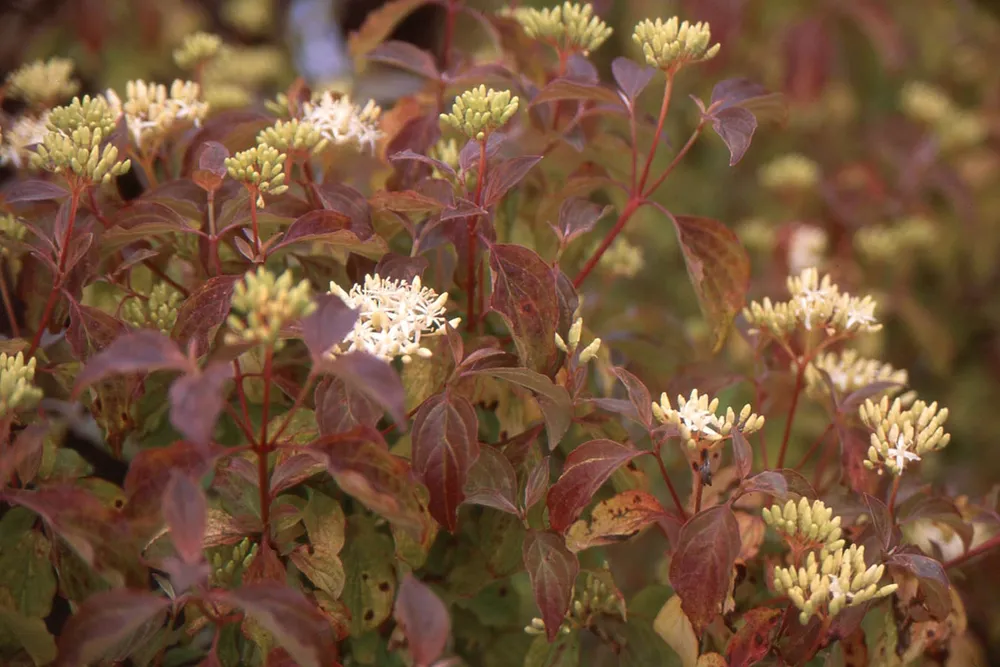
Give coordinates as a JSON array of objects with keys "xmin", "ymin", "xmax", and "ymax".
[
  {"xmin": 440, "ymin": 86, "xmax": 519, "ymax": 141},
  {"xmin": 6, "ymin": 57, "xmax": 80, "ymax": 108},
  {"xmin": 632, "ymin": 17, "xmax": 720, "ymax": 71},
  {"xmin": 224, "ymin": 143, "xmax": 289, "ymax": 206},
  {"xmin": 256, "ymin": 119, "xmax": 329, "ymax": 156},
  {"xmin": 511, "ymin": 2, "xmax": 613, "ymax": 55},
  {"xmin": 173, "ymin": 32, "xmax": 223, "ymax": 70},
  {"xmin": 225, "ymin": 267, "xmax": 317, "ymax": 347},
  {"xmin": 0, "ymin": 352, "xmax": 43, "ymax": 417}
]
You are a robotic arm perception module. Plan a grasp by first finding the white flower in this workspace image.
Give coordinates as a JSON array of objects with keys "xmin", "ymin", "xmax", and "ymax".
[
  {"xmin": 843, "ymin": 296, "xmax": 878, "ymax": 331},
  {"xmin": 0, "ymin": 113, "xmax": 49, "ymax": 168},
  {"xmin": 329, "ymin": 274, "xmax": 459, "ymax": 363},
  {"xmin": 674, "ymin": 399, "xmax": 725, "ymax": 440},
  {"xmin": 787, "ymin": 225, "xmax": 827, "ymax": 275},
  {"xmin": 302, "ymin": 92, "xmax": 383, "ymax": 153},
  {"xmin": 105, "ymin": 80, "xmax": 208, "ymax": 153},
  {"xmin": 886, "ymin": 433, "xmax": 921, "ymax": 472}
]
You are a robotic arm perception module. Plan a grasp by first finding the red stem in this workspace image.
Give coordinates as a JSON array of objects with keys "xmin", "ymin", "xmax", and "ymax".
[
  {"xmin": 207, "ymin": 190, "xmax": 222, "ymax": 276},
  {"xmin": 257, "ymin": 346, "xmax": 274, "ymax": 539},
  {"xmin": 573, "ymin": 197, "xmax": 641, "ymax": 288},
  {"xmin": 887, "ymin": 476, "xmax": 901, "ymax": 519},
  {"xmin": 28, "ymin": 186, "xmax": 82, "ymax": 356},
  {"xmin": 693, "ymin": 473, "xmax": 704, "ymax": 514},
  {"xmin": 0, "ymin": 265, "xmax": 19, "ymax": 338},
  {"xmin": 654, "ymin": 443, "xmax": 687, "ymax": 520},
  {"xmin": 248, "ymin": 191, "xmax": 261, "ymax": 257},
  {"xmin": 776, "ymin": 361, "xmax": 807, "ymax": 469},
  {"xmin": 636, "ymin": 71, "xmax": 675, "ymax": 193},
  {"xmin": 466, "ymin": 139, "xmax": 488, "ymax": 331},
  {"xmin": 268, "ymin": 372, "xmax": 316, "ymax": 445},
  {"xmin": 945, "ymin": 533, "xmax": 1000, "ymax": 570},
  {"xmin": 642, "ymin": 122, "xmax": 705, "ymax": 199}
]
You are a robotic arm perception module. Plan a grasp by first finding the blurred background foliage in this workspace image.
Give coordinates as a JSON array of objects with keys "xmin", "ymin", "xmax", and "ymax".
[{"xmin": 4, "ymin": 0, "xmax": 1000, "ymax": 658}]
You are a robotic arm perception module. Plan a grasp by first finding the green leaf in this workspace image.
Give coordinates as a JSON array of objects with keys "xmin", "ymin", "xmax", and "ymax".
[
  {"xmin": 290, "ymin": 490, "xmax": 346, "ymax": 599},
  {"xmin": 523, "ymin": 632, "xmax": 580, "ymax": 667},
  {"xmin": 0, "ymin": 525, "xmax": 56, "ymax": 618},
  {"xmin": 0, "ymin": 608, "xmax": 57, "ymax": 666},
  {"xmin": 342, "ymin": 516, "xmax": 396, "ymax": 636},
  {"xmin": 465, "ymin": 367, "xmax": 572, "ymax": 451}
]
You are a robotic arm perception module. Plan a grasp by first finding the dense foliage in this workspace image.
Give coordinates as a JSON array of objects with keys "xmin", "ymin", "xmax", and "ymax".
[{"xmin": 1, "ymin": 1, "xmax": 999, "ymax": 666}]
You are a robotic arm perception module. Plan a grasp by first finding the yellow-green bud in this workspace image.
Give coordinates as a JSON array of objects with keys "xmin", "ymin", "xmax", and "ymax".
[
  {"xmin": 6, "ymin": 57, "xmax": 80, "ymax": 108},
  {"xmin": 440, "ymin": 86, "xmax": 519, "ymax": 141},
  {"xmin": 174, "ymin": 32, "xmax": 224, "ymax": 70},
  {"xmin": 511, "ymin": 2, "xmax": 613, "ymax": 55},
  {"xmin": 0, "ymin": 352, "xmax": 43, "ymax": 417},
  {"xmin": 256, "ymin": 119, "xmax": 329, "ymax": 156},
  {"xmin": 759, "ymin": 153, "xmax": 820, "ymax": 191},
  {"xmin": 763, "ymin": 498, "xmax": 844, "ymax": 554},
  {"xmin": 225, "ymin": 143, "xmax": 289, "ymax": 206},
  {"xmin": 31, "ymin": 96, "xmax": 131, "ymax": 184},
  {"xmin": 859, "ymin": 396, "xmax": 950, "ymax": 477},
  {"xmin": 222, "ymin": 0, "xmax": 273, "ymax": 35},
  {"xmin": 653, "ymin": 389, "xmax": 763, "ymax": 451},
  {"xmin": 632, "ymin": 17, "xmax": 720, "ymax": 72},
  {"xmin": 123, "ymin": 283, "xmax": 182, "ymax": 334},
  {"xmin": 225, "ymin": 267, "xmax": 317, "ymax": 347}
]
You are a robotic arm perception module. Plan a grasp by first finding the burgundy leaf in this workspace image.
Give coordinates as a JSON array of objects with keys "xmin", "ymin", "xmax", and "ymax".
[
  {"xmin": 670, "ymin": 214, "xmax": 751, "ymax": 352},
  {"xmin": 546, "ymin": 440, "xmax": 646, "ymax": 533},
  {"xmin": 464, "ymin": 444, "xmax": 519, "ymax": 516},
  {"xmin": 0, "ymin": 422, "xmax": 48, "ymax": 489},
  {"xmin": 458, "ymin": 132, "xmax": 505, "ymax": 172},
  {"xmin": 731, "ymin": 429, "xmax": 753, "ymax": 479},
  {"xmin": 55, "ymin": 590, "xmax": 170, "ymax": 667},
  {"xmin": 411, "ymin": 393, "xmax": 480, "ymax": 530},
  {"xmin": 669, "ymin": 505, "xmax": 742, "ymax": 632},
  {"xmin": 466, "ymin": 367, "xmax": 571, "ymax": 451},
  {"xmin": 374, "ymin": 253, "xmax": 430, "ymax": 282},
  {"xmin": 782, "ymin": 19, "xmax": 832, "ymax": 105},
  {"xmin": 482, "ymin": 156, "xmax": 542, "ymax": 208},
  {"xmin": 168, "ymin": 361, "xmax": 233, "ymax": 446},
  {"xmin": 104, "ymin": 201, "xmax": 198, "ymax": 250},
  {"xmin": 611, "ymin": 57, "xmax": 657, "ymax": 103},
  {"xmin": 611, "ymin": 367, "xmax": 653, "ymax": 428},
  {"xmin": 557, "ymin": 197, "xmax": 611, "ymax": 246},
  {"xmin": 2, "ymin": 178, "xmax": 70, "ymax": 203},
  {"xmin": 314, "ymin": 375, "xmax": 382, "ymax": 435},
  {"xmin": 726, "ymin": 607, "xmax": 782, "ymax": 667},
  {"xmin": 887, "ymin": 552, "xmax": 952, "ymax": 620},
  {"xmin": 171, "ymin": 275, "xmax": 239, "ymax": 357},
  {"xmin": 709, "ymin": 106, "xmax": 757, "ymax": 166},
  {"xmin": 524, "ymin": 456, "xmax": 550, "ymax": 512},
  {"xmin": 369, "ymin": 189, "xmax": 446, "ymax": 213},
  {"xmin": 489, "ymin": 244, "xmax": 560, "ymax": 374},
  {"xmin": 300, "ymin": 293, "xmax": 358, "ymax": 361},
  {"xmin": 565, "ymin": 53, "xmax": 598, "ymax": 84},
  {"xmin": 368, "ymin": 40, "xmax": 439, "ymax": 80},
  {"xmin": 896, "ymin": 494, "xmax": 972, "ymax": 548},
  {"xmin": 271, "ymin": 209, "xmax": 353, "ymax": 252},
  {"xmin": 124, "ymin": 440, "xmax": 215, "ymax": 519},
  {"xmin": 456, "ymin": 348, "xmax": 519, "ymax": 375},
  {"xmin": 63, "ymin": 232, "xmax": 94, "ymax": 276},
  {"xmin": 862, "ymin": 493, "xmax": 898, "ymax": 555},
  {"xmin": 389, "ymin": 149, "xmax": 455, "ymax": 180},
  {"xmin": 193, "ymin": 141, "xmax": 229, "ymax": 192},
  {"xmin": 162, "ymin": 470, "xmax": 207, "ymax": 564},
  {"xmin": 72, "ymin": 330, "xmax": 191, "ymax": 395},
  {"xmin": 66, "ymin": 301, "xmax": 128, "ymax": 360},
  {"xmin": 711, "ymin": 78, "xmax": 770, "ymax": 109},
  {"xmin": 270, "ymin": 453, "xmax": 325, "ymax": 496},
  {"xmin": 394, "ymin": 574, "xmax": 451, "ymax": 667},
  {"xmin": 839, "ymin": 381, "xmax": 906, "ymax": 414},
  {"xmin": 739, "ymin": 469, "xmax": 816, "ymax": 500},
  {"xmin": 316, "ymin": 182, "xmax": 374, "ymax": 236},
  {"xmin": 530, "ymin": 79, "xmax": 621, "ymax": 107},
  {"xmin": 523, "ymin": 531, "xmax": 579, "ymax": 642},
  {"xmin": 216, "ymin": 583, "xmax": 336, "ymax": 667},
  {"xmin": 318, "ymin": 352, "xmax": 406, "ymax": 425}
]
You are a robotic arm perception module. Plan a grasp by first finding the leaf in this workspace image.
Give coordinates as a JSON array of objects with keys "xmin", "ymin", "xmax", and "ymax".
[
  {"xmin": 172, "ymin": 275, "xmax": 239, "ymax": 357},
  {"xmin": 169, "ymin": 361, "xmax": 233, "ymax": 446},
  {"xmin": 668, "ymin": 506, "xmax": 741, "ymax": 632},
  {"xmin": 887, "ymin": 553, "xmax": 952, "ymax": 620},
  {"xmin": 347, "ymin": 0, "xmax": 431, "ymax": 57},
  {"xmin": 708, "ymin": 107, "xmax": 757, "ymax": 166},
  {"xmin": 524, "ymin": 456, "xmax": 550, "ymax": 513},
  {"xmin": 2, "ymin": 179, "xmax": 70, "ymax": 203},
  {"xmin": 316, "ymin": 183, "xmax": 375, "ymax": 238},
  {"xmin": 300, "ymin": 293, "xmax": 358, "ymax": 361},
  {"xmin": 546, "ymin": 440, "xmax": 647, "ymax": 533},
  {"xmin": 670, "ymin": 215, "xmax": 751, "ymax": 352},
  {"xmin": 270, "ymin": 209, "xmax": 383, "ymax": 257},
  {"xmin": 374, "ymin": 252, "xmax": 430, "ymax": 283},
  {"xmin": 54, "ymin": 590, "xmax": 170, "ymax": 667},
  {"xmin": 862, "ymin": 493, "xmax": 897, "ymax": 555},
  {"xmin": 411, "ymin": 392, "xmax": 480, "ymax": 531},
  {"xmin": 162, "ymin": 471, "xmax": 207, "ymax": 565},
  {"xmin": 556, "ymin": 197, "xmax": 611, "ymax": 247},
  {"xmin": 0, "ymin": 608, "xmax": 57, "ymax": 666},
  {"xmin": 217, "ymin": 583, "xmax": 336, "ymax": 667},
  {"xmin": 369, "ymin": 189, "xmax": 446, "ymax": 213},
  {"xmin": 489, "ymin": 244, "xmax": 560, "ymax": 374},
  {"xmin": 394, "ymin": 574, "xmax": 451, "ymax": 667},
  {"xmin": 72, "ymin": 330, "xmax": 191, "ymax": 395},
  {"xmin": 103, "ymin": 201, "xmax": 197, "ymax": 251},
  {"xmin": 653, "ymin": 595, "xmax": 698, "ymax": 667},
  {"xmin": 523, "ymin": 531, "xmax": 579, "ymax": 642},
  {"xmin": 710, "ymin": 78, "xmax": 787, "ymax": 125},
  {"xmin": 523, "ymin": 632, "xmax": 580, "ymax": 667},
  {"xmin": 66, "ymin": 301, "xmax": 128, "ymax": 360},
  {"xmin": 368, "ymin": 40, "xmax": 439, "ymax": 80},
  {"xmin": 530, "ymin": 79, "xmax": 622, "ymax": 107},
  {"xmin": 840, "ymin": 381, "xmax": 906, "ymax": 414},
  {"xmin": 467, "ymin": 367, "xmax": 571, "ymax": 451},
  {"xmin": 611, "ymin": 367, "xmax": 653, "ymax": 428},
  {"xmin": 896, "ymin": 494, "xmax": 972, "ymax": 548},
  {"xmin": 732, "ymin": 429, "xmax": 753, "ymax": 479},
  {"xmin": 192, "ymin": 140, "xmax": 229, "ymax": 192},
  {"xmin": 341, "ymin": 516, "xmax": 396, "ymax": 636},
  {"xmin": 290, "ymin": 490, "xmax": 346, "ymax": 599},
  {"xmin": 739, "ymin": 469, "xmax": 816, "ymax": 500},
  {"xmin": 314, "ymin": 375, "xmax": 382, "ymax": 435},
  {"xmin": 726, "ymin": 607, "xmax": 782, "ymax": 667},
  {"xmin": 611, "ymin": 57, "xmax": 656, "ymax": 104},
  {"xmin": 464, "ymin": 444, "xmax": 520, "ymax": 516},
  {"xmin": 318, "ymin": 352, "xmax": 406, "ymax": 425},
  {"xmin": 483, "ymin": 156, "xmax": 542, "ymax": 208},
  {"xmin": 123, "ymin": 440, "xmax": 214, "ymax": 519},
  {"xmin": 389, "ymin": 149, "xmax": 455, "ymax": 180},
  {"xmin": 565, "ymin": 490, "xmax": 666, "ymax": 552}
]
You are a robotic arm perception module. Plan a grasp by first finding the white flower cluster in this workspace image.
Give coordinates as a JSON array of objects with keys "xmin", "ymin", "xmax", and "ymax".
[
  {"xmin": 652, "ymin": 389, "xmax": 764, "ymax": 451},
  {"xmin": 329, "ymin": 274, "xmax": 460, "ymax": 364},
  {"xmin": 302, "ymin": 92, "xmax": 382, "ymax": 154},
  {"xmin": 105, "ymin": 80, "xmax": 209, "ymax": 154},
  {"xmin": 0, "ymin": 113, "xmax": 50, "ymax": 168}
]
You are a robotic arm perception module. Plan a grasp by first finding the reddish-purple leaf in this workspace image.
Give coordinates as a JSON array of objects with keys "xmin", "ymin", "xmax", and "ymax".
[
  {"xmin": 611, "ymin": 57, "xmax": 656, "ymax": 103},
  {"xmin": 368, "ymin": 40, "xmax": 439, "ymax": 79},
  {"xmin": 862, "ymin": 493, "xmax": 899, "ymax": 556},
  {"xmin": 314, "ymin": 375, "xmax": 382, "ymax": 435},
  {"xmin": 466, "ymin": 367, "xmax": 571, "ymax": 451},
  {"xmin": 458, "ymin": 132, "xmax": 504, "ymax": 172},
  {"xmin": 523, "ymin": 531, "xmax": 579, "ymax": 642},
  {"xmin": 270, "ymin": 453, "xmax": 325, "ymax": 496},
  {"xmin": 839, "ymin": 381, "xmax": 906, "ymax": 414},
  {"xmin": 670, "ymin": 214, "xmax": 751, "ymax": 352},
  {"xmin": 887, "ymin": 552, "xmax": 952, "ymax": 620},
  {"xmin": 456, "ymin": 348, "xmax": 519, "ymax": 375},
  {"xmin": 300, "ymin": 293, "xmax": 358, "ymax": 361},
  {"xmin": 389, "ymin": 149, "xmax": 456, "ymax": 180},
  {"xmin": 556, "ymin": 197, "xmax": 611, "ymax": 246},
  {"xmin": 346, "ymin": 0, "xmax": 431, "ymax": 57},
  {"xmin": 193, "ymin": 141, "xmax": 229, "ymax": 192},
  {"xmin": 394, "ymin": 574, "xmax": 451, "ymax": 667},
  {"xmin": 216, "ymin": 583, "xmax": 336, "ymax": 667},
  {"xmin": 411, "ymin": 393, "xmax": 480, "ymax": 531},
  {"xmin": 0, "ymin": 422, "xmax": 49, "ymax": 488},
  {"xmin": 726, "ymin": 607, "xmax": 782, "ymax": 667},
  {"xmin": 530, "ymin": 79, "xmax": 621, "ymax": 107},
  {"xmin": 483, "ymin": 156, "xmax": 542, "ymax": 207},
  {"xmin": 72, "ymin": 330, "xmax": 191, "ymax": 396},
  {"xmin": 63, "ymin": 232, "xmax": 94, "ymax": 275},
  {"xmin": 524, "ymin": 456, "xmax": 550, "ymax": 512},
  {"xmin": 464, "ymin": 444, "xmax": 519, "ymax": 516},
  {"xmin": 66, "ymin": 301, "xmax": 128, "ymax": 360},
  {"xmin": 374, "ymin": 253, "xmax": 429, "ymax": 283},
  {"xmin": 124, "ymin": 440, "xmax": 215, "ymax": 519},
  {"xmin": 172, "ymin": 275, "xmax": 239, "ymax": 357},
  {"xmin": 669, "ymin": 505, "xmax": 742, "ymax": 632},
  {"xmin": 711, "ymin": 78, "xmax": 769, "ymax": 109},
  {"xmin": 162, "ymin": 470, "xmax": 207, "ymax": 564},
  {"xmin": 316, "ymin": 182, "xmax": 374, "ymax": 236},
  {"xmin": 55, "ymin": 590, "xmax": 170, "ymax": 667},
  {"xmin": 709, "ymin": 106, "xmax": 757, "ymax": 166},
  {"xmin": 611, "ymin": 367, "xmax": 653, "ymax": 428},
  {"xmin": 731, "ymin": 429, "xmax": 753, "ymax": 479},
  {"xmin": 896, "ymin": 494, "xmax": 972, "ymax": 549},
  {"xmin": 168, "ymin": 361, "xmax": 233, "ymax": 446},
  {"xmin": 370, "ymin": 189, "xmax": 446, "ymax": 213},
  {"xmin": 270, "ymin": 209, "xmax": 354, "ymax": 252},
  {"xmin": 2, "ymin": 178, "xmax": 70, "ymax": 203},
  {"xmin": 546, "ymin": 440, "xmax": 647, "ymax": 533},
  {"xmin": 318, "ymin": 352, "xmax": 406, "ymax": 425},
  {"xmin": 104, "ymin": 201, "xmax": 198, "ymax": 250},
  {"xmin": 739, "ymin": 469, "xmax": 815, "ymax": 500},
  {"xmin": 489, "ymin": 244, "xmax": 560, "ymax": 374}
]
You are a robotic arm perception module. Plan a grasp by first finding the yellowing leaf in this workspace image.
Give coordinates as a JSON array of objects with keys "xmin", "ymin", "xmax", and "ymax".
[
  {"xmin": 565, "ymin": 490, "xmax": 665, "ymax": 553},
  {"xmin": 696, "ymin": 653, "xmax": 728, "ymax": 667},
  {"xmin": 653, "ymin": 595, "xmax": 698, "ymax": 667}
]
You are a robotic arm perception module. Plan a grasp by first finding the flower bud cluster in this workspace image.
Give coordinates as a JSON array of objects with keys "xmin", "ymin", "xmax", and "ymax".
[
  {"xmin": 5, "ymin": 57, "xmax": 79, "ymax": 108},
  {"xmin": 511, "ymin": 2, "xmax": 613, "ymax": 55},
  {"xmin": 224, "ymin": 143, "xmax": 289, "ymax": 206},
  {"xmin": 226, "ymin": 267, "xmax": 317, "ymax": 346},
  {"xmin": 859, "ymin": 396, "xmax": 950, "ymax": 476},
  {"xmin": 256, "ymin": 119, "xmax": 329, "ymax": 156},
  {"xmin": 105, "ymin": 80, "xmax": 209, "ymax": 155},
  {"xmin": 759, "ymin": 153, "xmax": 820, "ymax": 191},
  {"xmin": 855, "ymin": 216, "xmax": 938, "ymax": 265},
  {"xmin": 31, "ymin": 96, "xmax": 131, "ymax": 184},
  {"xmin": 652, "ymin": 389, "xmax": 764, "ymax": 451},
  {"xmin": 0, "ymin": 352, "xmax": 43, "ymax": 418},
  {"xmin": 430, "ymin": 138, "xmax": 462, "ymax": 180},
  {"xmin": 632, "ymin": 17, "xmax": 720, "ymax": 72},
  {"xmin": 805, "ymin": 349, "xmax": 908, "ymax": 402},
  {"xmin": 773, "ymin": 544, "xmax": 897, "ymax": 624},
  {"xmin": 554, "ymin": 316, "xmax": 602, "ymax": 364},
  {"xmin": 524, "ymin": 570, "xmax": 622, "ymax": 635},
  {"xmin": 596, "ymin": 236, "xmax": 644, "ymax": 279},
  {"xmin": 123, "ymin": 283, "xmax": 182, "ymax": 334},
  {"xmin": 440, "ymin": 86, "xmax": 519, "ymax": 142},
  {"xmin": 210, "ymin": 537, "xmax": 258, "ymax": 587},
  {"xmin": 763, "ymin": 498, "xmax": 845, "ymax": 555},
  {"xmin": 173, "ymin": 32, "xmax": 223, "ymax": 71},
  {"xmin": 900, "ymin": 81, "xmax": 986, "ymax": 151}
]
